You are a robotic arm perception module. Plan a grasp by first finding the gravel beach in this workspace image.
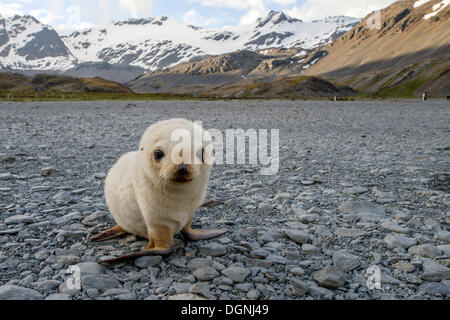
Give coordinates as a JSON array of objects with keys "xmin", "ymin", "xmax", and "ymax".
[{"xmin": 0, "ymin": 100, "xmax": 449, "ymax": 300}]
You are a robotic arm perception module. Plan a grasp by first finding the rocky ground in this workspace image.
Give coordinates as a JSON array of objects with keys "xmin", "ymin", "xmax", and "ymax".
[{"xmin": 0, "ymin": 99, "xmax": 449, "ymax": 300}]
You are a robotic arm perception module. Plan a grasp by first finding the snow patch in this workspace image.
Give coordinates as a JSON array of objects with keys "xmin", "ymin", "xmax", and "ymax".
[
  {"xmin": 414, "ymin": 0, "xmax": 432, "ymax": 8},
  {"xmin": 424, "ymin": 0, "xmax": 449, "ymax": 19}
]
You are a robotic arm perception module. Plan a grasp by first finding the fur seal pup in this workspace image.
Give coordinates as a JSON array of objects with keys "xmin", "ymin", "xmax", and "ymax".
[{"xmin": 90, "ymin": 118, "xmax": 227, "ymax": 263}]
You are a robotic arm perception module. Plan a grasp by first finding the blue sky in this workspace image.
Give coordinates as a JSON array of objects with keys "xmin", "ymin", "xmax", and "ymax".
[{"xmin": 0, "ymin": 0, "xmax": 397, "ymax": 34}]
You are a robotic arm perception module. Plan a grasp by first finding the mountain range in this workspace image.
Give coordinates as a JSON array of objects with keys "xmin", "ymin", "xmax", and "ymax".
[
  {"xmin": 0, "ymin": 0, "xmax": 449, "ymax": 98},
  {"xmin": 0, "ymin": 11, "xmax": 359, "ymax": 82}
]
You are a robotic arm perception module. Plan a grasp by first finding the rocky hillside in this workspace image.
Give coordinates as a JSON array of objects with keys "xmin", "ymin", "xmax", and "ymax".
[
  {"xmin": 304, "ymin": 0, "xmax": 450, "ymax": 97},
  {"xmin": 0, "ymin": 72, "xmax": 132, "ymax": 94},
  {"xmin": 129, "ymin": 48, "xmax": 326, "ymax": 93},
  {"xmin": 0, "ymin": 15, "xmax": 77, "ymax": 71}
]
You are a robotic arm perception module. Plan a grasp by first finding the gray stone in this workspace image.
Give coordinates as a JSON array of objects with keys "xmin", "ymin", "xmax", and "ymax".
[
  {"xmin": 5, "ymin": 215, "xmax": 35, "ymax": 225},
  {"xmin": 421, "ymin": 259, "xmax": 450, "ymax": 282},
  {"xmin": 56, "ymin": 255, "xmax": 80, "ymax": 265},
  {"xmin": 199, "ymin": 242, "xmax": 227, "ymax": 257},
  {"xmin": 292, "ymin": 279, "xmax": 309, "ymax": 296},
  {"xmin": 87, "ymin": 288, "xmax": 99, "ymax": 299},
  {"xmin": 393, "ymin": 261, "xmax": 416, "ymax": 273},
  {"xmin": 222, "ymin": 267, "xmax": 251, "ymax": 283},
  {"xmin": 302, "ymin": 244, "xmax": 321, "ymax": 254},
  {"xmin": 339, "ymin": 202, "xmax": 386, "ymax": 221},
  {"xmin": 437, "ymin": 232, "xmax": 450, "ymax": 243},
  {"xmin": 45, "ymin": 293, "xmax": 72, "ymax": 300},
  {"xmin": 250, "ymin": 249, "xmax": 270, "ymax": 259},
  {"xmin": 380, "ymin": 220, "xmax": 410, "ymax": 234},
  {"xmin": 187, "ymin": 258, "xmax": 212, "ymax": 270},
  {"xmin": 0, "ymin": 285, "xmax": 43, "ymax": 300},
  {"xmin": 335, "ymin": 228, "xmax": 367, "ymax": 238},
  {"xmin": 384, "ymin": 235, "xmax": 417, "ymax": 249},
  {"xmin": 408, "ymin": 244, "xmax": 442, "ymax": 259},
  {"xmin": 290, "ymin": 267, "xmax": 305, "ymax": 276},
  {"xmin": 81, "ymin": 274, "xmax": 121, "ymax": 290},
  {"xmin": 417, "ymin": 282, "xmax": 450, "ymax": 295},
  {"xmin": 75, "ymin": 262, "xmax": 104, "ymax": 275},
  {"xmin": 82, "ymin": 211, "xmax": 110, "ymax": 226},
  {"xmin": 34, "ymin": 250, "xmax": 51, "ymax": 260},
  {"xmin": 343, "ymin": 187, "xmax": 369, "ymax": 195},
  {"xmin": 134, "ymin": 256, "xmax": 163, "ymax": 268},
  {"xmin": 313, "ymin": 266, "xmax": 346, "ymax": 289},
  {"xmin": 332, "ymin": 250, "xmax": 361, "ymax": 272},
  {"xmin": 189, "ymin": 282, "xmax": 212, "ymax": 299},
  {"xmin": 168, "ymin": 294, "xmax": 206, "ymax": 300},
  {"xmin": 0, "ymin": 173, "xmax": 13, "ymax": 180},
  {"xmin": 285, "ymin": 229, "xmax": 309, "ymax": 244},
  {"xmin": 36, "ymin": 280, "xmax": 61, "ymax": 292},
  {"xmin": 193, "ymin": 267, "xmax": 220, "ymax": 281},
  {"xmin": 247, "ymin": 289, "xmax": 260, "ymax": 300}
]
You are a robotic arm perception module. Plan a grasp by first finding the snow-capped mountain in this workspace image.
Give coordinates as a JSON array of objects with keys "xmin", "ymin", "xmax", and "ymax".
[
  {"xmin": 0, "ymin": 11, "xmax": 359, "ymax": 73},
  {"xmin": 0, "ymin": 15, "xmax": 76, "ymax": 71},
  {"xmin": 63, "ymin": 11, "xmax": 359, "ymax": 71}
]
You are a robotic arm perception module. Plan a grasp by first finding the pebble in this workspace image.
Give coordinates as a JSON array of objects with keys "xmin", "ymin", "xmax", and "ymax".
[
  {"xmin": 421, "ymin": 259, "xmax": 450, "ymax": 282},
  {"xmin": 81, "ymin": 274, "xmax": 121, "ymax": 290},
  {"xmin": 292, "ymin": 279, "xmax": 309, "ymax": 296},
  {"xmin": 313, "ymin": 266, "xmax": 346, "ymax": 289},
  {"xmin": 199, "ymin": 242, "xmax": 227, "ymax": 257},
  {"xmin": 332, "ymin": 250, "xmax": 361, "ymax": 272},
  {"xmin": 5, "ymin": 215, "xmax": 35, "ymax": 225},
  {"xmin": 0, "ymin": 285, "xmax": 43, "ymax": 300},
  {"xmin": 193, "ymin": 267, "xmax": 220, "ymax": 281},
  {"xmin": 222, "ymin": 267, "xmax": 251, "ymax": 283},
  {"xmin": 134, "ymin": 256, "xmax": 163, "ymax": 268},
  {"xmin": 408, "ymin": 244, "xmax": 442, "ymax": 259},
  {"xmin": 384, "ymin": 235, "xmax": 417, "ymax": 249},
  {"xmin": 285, "ymin": 229, "xmax": 309, "ymax": 244}
]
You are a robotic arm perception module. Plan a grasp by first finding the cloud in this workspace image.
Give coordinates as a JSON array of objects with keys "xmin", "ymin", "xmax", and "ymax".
[
  {"xmin": 0, "ymin": 3, "xmax": 24, "ymax": 17},
  {"xmin": 182, "ymin": 9, "xmax": 217, "ymax": 26},
  {"xmin": 29, "ymin": 5, "xmax": 95, "ymax": 34},
  {"xmin": 118, "ymin": 0, "xmax": 153, "ymax": 18},
  {"xmin": 239, "ymin": 6, "xmax": 269, "ymax": 25},
  {"xmin": 268, "ymin": 0, "xmax": 296, "ymax": 5},
  {"xmin": 286, "ymin": 0, "xmax": 397, "ymax": 21},
  {"xmin": 188, "ymin": 0, "xmax": 253, "ymax": 10}
]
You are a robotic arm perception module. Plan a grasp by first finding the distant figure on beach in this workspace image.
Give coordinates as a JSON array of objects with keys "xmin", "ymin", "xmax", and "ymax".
[
  {"xmin": 334, "ymin": 95, "xmax": 337, "ymax": 102},
  {"xmin": 422, "ymin": 92, "xmax": 428, "ymax": 101}
]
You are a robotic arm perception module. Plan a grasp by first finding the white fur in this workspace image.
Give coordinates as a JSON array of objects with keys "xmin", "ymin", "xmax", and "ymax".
[{"xmin": 104, "ymin": 119, "xmax": 213, "ymax": 239}]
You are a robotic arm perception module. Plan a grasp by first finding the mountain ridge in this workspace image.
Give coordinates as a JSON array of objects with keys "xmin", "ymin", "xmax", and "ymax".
[{"xmin": 0, "ymin": 11, "xmax": 359, "ymax": 75}]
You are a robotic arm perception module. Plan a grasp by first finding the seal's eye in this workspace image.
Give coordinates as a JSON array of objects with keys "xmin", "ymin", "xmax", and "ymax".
[
  {"xmin": 154, "ymin": 150, "xmax": 165, "ymax": 162},
  {"xmin": 196, "ymin": 149, "xmax": 205, "ymax": 163}
]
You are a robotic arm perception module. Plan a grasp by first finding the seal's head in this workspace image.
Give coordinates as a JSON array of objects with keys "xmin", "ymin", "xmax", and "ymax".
[{"xmin": 138, "ymin": 119, "xmax": 214, "ymax": 188}]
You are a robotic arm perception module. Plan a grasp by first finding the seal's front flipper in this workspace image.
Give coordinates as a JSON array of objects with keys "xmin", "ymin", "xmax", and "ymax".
[
  {"xmin": 90, "ymin": 225, "xmax": 128, "ymax": 242},
  {"xmin": 182, "ymin": 228, "xmax": 228, "ymax": 241},
  {"xmin": 98, "ymin": 247, "xmax": 174, "ymax": 264}
]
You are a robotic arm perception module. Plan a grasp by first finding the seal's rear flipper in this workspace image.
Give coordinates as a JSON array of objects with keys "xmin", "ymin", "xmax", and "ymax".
[
  {"xmin": 90, "ymin": 225, "xmax": 128, "ymax": 242},
  {"xmin": 182, "ymin": 229, "xmax": 228, "ymax": 241},
  {"xmin": 98, "ymin": 247, "xmax": 174, "ymax": 264}
]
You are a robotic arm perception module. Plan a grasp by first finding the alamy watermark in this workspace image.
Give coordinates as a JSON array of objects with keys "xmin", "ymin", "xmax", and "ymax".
[
  {"xmin": 365, "ymin": 265, "xmax": 382, "ymax": 290},
  {"xmin": 66, "ymin": 265, "xmax": 81, "ymax": 290},
  {"xmin": 170, "ymin": 121, "xmax": 280, "ymax": 175}
]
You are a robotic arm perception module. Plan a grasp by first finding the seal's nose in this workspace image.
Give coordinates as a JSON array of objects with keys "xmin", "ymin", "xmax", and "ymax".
[{"xmin": 178, "ymin": 164, "xmax": 188, "ymax": 176}]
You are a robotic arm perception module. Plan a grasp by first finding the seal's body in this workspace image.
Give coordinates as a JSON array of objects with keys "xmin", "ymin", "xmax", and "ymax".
[{"xmin": 91, "ymin": 119, "xmax": 226, "ymax": 263}]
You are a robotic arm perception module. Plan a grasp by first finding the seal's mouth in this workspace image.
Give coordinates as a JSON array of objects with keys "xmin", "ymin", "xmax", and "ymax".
[{"xmin": 171, "ymin": 177, "xmax": 193, "ymax": 184}]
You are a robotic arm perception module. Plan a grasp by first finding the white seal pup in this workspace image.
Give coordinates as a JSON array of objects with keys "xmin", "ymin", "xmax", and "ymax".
[{"xmin": 90, "ymin": 118, "xmax": 227, "ymax": 263}]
